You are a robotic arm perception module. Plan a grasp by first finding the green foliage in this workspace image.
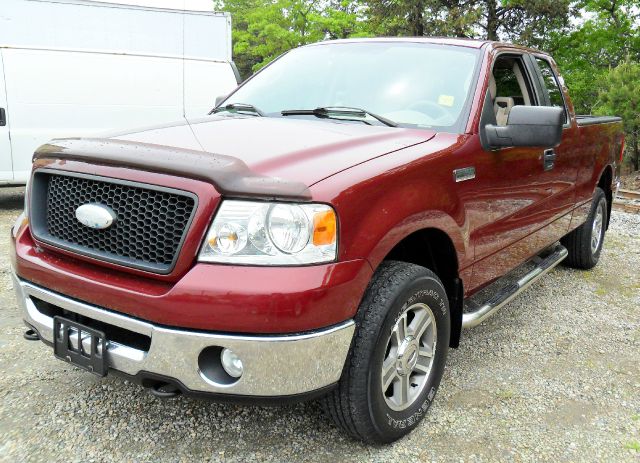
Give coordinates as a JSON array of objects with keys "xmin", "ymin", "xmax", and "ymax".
[
  {"xmin": 219, "ymin": 0, "xmax": 577, "ymax": 77},
  {"xmin": 548, "ymin": 0, "xmax": 640, "ymax": 114},
  {"xmin": 624, "ymin": 440, "xmax": 640, "ymax": 452},
  {"xmin": 359, "ymin": 0, "xmax": 572, "ymax": 44},
  {"xmin": 594, "ymin": 61, "xmax": 640, "ymax": 170},
  {"xmin": 498, "ymin": 0, "xmax": 575, "ymax": 47},
  {"xmin": 216, "ymin": 0, "xmax": 365, "ymax": 77}
]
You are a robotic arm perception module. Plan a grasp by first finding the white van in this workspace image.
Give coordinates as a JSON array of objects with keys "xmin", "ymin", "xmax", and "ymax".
[{"xmin": 0, "ymin": 0, "xmax": 240, "ymax": 184}]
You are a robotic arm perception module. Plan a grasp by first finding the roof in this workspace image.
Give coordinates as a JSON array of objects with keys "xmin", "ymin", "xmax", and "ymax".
[
  {"xmin": 313, "ymin": 37, "xmax": 491, "ymax": 49},
  {"xmin": 311, "ymin": 37, "xmax": 544, "ymax": 54}
]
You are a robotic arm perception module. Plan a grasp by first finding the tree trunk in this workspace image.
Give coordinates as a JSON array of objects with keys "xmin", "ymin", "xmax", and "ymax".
[
  {"xmin": 633, "ymin": 134, "xmax": 639, "ymax": 172},
  {"xmin": 409, "ymin": 1, "xmax": 425, "ymax": 36},
  {"xmin": 486, "ymin": 0, "xmax": 499, "ymax": 41}
]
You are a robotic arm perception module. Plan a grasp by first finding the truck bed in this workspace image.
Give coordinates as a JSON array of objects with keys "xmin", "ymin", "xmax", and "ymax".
[{"xmin": 576, "ymin": 115, "xmax": 622, "ymax": 126}]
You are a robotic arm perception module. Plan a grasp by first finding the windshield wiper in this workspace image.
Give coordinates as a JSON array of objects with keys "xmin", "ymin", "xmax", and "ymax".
[
  {"xmin": 210, "ymin": 103, "xmax": 264, "ymax": 117},
  {"xmin": 281, "ymin": 106, "xmax": 398, "ymax": 127}
]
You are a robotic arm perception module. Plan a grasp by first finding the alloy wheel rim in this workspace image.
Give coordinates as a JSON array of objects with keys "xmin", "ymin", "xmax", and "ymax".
[
  {"xmin": 591, "ymin": 202, "xmax": 604, "ymax": 254},
  {"xmin": 381, "ymin": 302, "xmax": 437, "ymax": 411}
]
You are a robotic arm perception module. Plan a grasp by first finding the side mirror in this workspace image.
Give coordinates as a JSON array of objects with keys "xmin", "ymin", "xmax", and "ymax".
[
  {"xmin": 215, "ymin": 95, "xmax": 227, "ymax": 107},
  {"xmin": 484, "ymin": 106, "xmax": 564, "ymax": 149}
]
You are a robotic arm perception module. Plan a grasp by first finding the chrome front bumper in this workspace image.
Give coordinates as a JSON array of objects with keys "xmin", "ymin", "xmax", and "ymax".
[{"xmin": 12, "ymin": 272, "xmax": 355, "ymax": 397}]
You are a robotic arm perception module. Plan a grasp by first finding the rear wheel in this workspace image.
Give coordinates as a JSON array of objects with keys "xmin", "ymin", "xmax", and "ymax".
[
  {"xmin": 561, "ymin": 187, "xmax": 608, "ymax": 269},
  {"xmin": 322, "ymin": 261, "xmax": 450, "ymax": 443}
]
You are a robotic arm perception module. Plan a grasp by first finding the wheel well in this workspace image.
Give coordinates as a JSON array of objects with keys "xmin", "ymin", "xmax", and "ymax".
[
  {"xmin": 598, "ymin": 165, "xmax": 613, "ymax": 229},
  {"xmin": 383, "ymin": 228, "xmax": 463, "ymax": 348}
]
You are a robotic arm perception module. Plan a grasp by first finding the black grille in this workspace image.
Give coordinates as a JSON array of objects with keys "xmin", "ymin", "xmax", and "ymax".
[{"xmin": 31, "ymin": 172, "xmax": 197, "ymax": 274}]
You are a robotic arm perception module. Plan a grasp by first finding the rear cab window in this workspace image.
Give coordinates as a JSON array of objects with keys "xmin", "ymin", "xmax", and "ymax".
[{"xmin": 534, "ymin": 57, "xmax": 569, "ymax": 125}]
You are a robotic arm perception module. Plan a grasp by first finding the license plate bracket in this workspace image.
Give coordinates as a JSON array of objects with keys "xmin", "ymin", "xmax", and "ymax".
[{"xmin": 53, "ymin": 316, "xmax": 107, "ymax": 377}]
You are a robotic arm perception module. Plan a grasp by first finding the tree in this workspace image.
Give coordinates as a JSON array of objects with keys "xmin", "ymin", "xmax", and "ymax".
[
  {"xmin": 360, "ymin": 0, "xmax": 430, "ymax": 36},
  {"xmin": 595, "ymin": 61, "xmax": 640, "ymax": 171},
  {"xmin": 214, "ymin": 0, "xmax": 314, "ymax": 77},
  {"xmin": 548, "ymin": 0, "xmax": 640, "ymax": 114},
  {"xmin": 218, "ymin": 0, "xmax": 577, "ymax": 78},
  {"xmin": 483, "ymin": 0, "xmax": 573, "ymax": 46},
  {"xmin": 360, "ymin": 0, "xmax": 572, "ymax": 46},
  {"xmin": 215, "ymin": 0, "xmax": 365, "ymax": 78},
  {"xmin": 316, "ymin": 1, "xmax": 368, "ymax": 40}
]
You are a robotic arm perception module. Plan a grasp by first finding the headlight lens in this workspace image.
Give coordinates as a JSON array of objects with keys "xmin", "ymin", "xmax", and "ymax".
[
  {"xmin": 268, "ymin": 204, "xmax": 310, "ymax": 253},
  {"xmin": 199, "ymin": 200, "xmax": 337, "ymax": 265}
]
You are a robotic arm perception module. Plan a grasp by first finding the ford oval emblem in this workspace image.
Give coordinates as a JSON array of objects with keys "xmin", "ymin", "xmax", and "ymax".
[{"xmin": 75, "ymin": 203, "xmax": 116, "ymax": 230}]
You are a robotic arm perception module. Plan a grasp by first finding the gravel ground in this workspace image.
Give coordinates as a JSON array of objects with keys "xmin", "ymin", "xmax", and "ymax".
[{"xmin": 0, "ymin": 186, "xmax": 638, "ymax": 462}]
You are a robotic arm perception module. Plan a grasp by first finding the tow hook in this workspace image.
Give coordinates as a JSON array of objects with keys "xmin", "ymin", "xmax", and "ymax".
[
  {"xmin": 148, "ymin": 382, "xmax": 182, "ymax": 399},
  {"xmin": 23, "ymin": 328, "xmax": 40, "ymax": 341}
]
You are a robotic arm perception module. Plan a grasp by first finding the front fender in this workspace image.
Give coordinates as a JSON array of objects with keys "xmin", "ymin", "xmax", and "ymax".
[
  {"xmin": 361, "ymin": 209, "xmax": 467, "ymax": 272},
  {"xmin": 309, "ymin": 135, "xmax": 471, "ymax": 271}
]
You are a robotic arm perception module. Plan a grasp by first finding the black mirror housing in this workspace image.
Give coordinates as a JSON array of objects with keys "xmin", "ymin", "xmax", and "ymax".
[{"xmin": 484, "ymin": 106, "xmax": 564, "ymax": 149}]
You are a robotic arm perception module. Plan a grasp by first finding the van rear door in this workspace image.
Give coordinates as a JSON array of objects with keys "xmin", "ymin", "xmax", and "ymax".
[{"xmin": 0, "ymin": 50, "xmax": 13, "ymax": 182}]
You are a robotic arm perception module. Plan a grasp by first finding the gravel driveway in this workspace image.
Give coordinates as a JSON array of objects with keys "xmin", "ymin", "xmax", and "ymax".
[{"xmin": 1, "ymin": 186, "xmax": 638, "ymax": 462}]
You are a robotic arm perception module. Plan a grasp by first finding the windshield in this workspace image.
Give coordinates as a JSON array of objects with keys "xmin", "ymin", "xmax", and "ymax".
[{"xmin": 223, "ymin": 42, "xmax": 480, "ymax": 131}]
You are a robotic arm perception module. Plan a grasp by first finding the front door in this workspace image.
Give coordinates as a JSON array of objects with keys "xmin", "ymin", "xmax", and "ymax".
[
  {"xmin": 0, "ymin": 51, "xmax": 13, "ymax": 182},
  {"xmin": 462, "ymin": 52, "xmax": 574, "ymax": 291}
]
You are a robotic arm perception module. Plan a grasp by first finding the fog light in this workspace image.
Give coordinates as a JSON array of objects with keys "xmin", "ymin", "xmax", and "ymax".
[{"xmin": 220, "ymin": 348, "xmax": 243, "ymax": 378}]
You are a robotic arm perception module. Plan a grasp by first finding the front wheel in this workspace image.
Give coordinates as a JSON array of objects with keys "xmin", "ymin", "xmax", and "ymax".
[
  {"xmin": 561, "ymin": 187, "xmax": 608, "ymax": 269},
  {"xmin": 322, "ymin": 261, "xmax": 450, "ymax": 443}
]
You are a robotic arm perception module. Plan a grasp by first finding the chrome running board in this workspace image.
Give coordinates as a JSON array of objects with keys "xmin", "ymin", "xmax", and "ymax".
[{"xmin": 462, "ymin": 244, "xmax": 568, "ymax": 329}]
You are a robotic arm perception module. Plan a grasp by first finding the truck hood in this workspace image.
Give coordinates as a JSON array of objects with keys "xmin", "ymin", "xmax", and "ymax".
[{"xmin": 112, "ymin": 115, "xmax": 435, "ymax": 187}]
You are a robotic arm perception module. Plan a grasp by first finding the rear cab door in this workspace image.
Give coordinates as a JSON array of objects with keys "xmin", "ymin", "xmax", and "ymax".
[
  {"xmin": 529, "ymin": 53, "xmax": 581, "ymax": 231},
  {"xmin": 0, "ymin": 50, "xmax": 14, "ymax": 182}
]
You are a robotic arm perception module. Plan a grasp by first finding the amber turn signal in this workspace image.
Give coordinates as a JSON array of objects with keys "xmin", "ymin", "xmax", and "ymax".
[{"xmin": 313, "ymin": 210, "xmax": 337, "ymax": 246}]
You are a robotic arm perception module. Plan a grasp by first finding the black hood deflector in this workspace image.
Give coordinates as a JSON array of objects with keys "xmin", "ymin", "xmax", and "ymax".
[{"xmin": 34, "ymin": 138, "xmax": 312, "ymax": 201}]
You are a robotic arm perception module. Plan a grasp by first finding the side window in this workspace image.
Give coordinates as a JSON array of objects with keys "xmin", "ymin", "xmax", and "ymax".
[
  {"xmin": 535, "ymin": 58, "xmax": 568, "ymax": 123},
  {"xmin": 490, "ymin": 56, "xmax": 534, "ymax": 126},
  {"xmin": 493, "ymin": 67, "xmax": 525, "ymax": 103}
]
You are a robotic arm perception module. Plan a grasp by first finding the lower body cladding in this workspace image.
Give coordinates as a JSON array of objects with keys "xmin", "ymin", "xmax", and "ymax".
[{"xmin": 12, "ymin": 272, "xmax": 355, "ymax": 398}]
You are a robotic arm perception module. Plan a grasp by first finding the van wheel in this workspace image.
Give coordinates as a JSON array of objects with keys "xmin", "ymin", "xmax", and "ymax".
[
  {"xmin": 561, "ymin": 187, "xmax": 608, "ymax": 270},
  {"xmin": 322, "ymin": 261, "xmax": 450, "ymax": 444}
]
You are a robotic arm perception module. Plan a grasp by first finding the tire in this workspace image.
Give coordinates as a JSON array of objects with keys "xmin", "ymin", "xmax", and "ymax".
[
  {"xmin": 322, "ymin": 261, "xmax": 450, "ymax": 444},
  {"xmin": 561, "ymin": 187, "xmax": 608, "ymax": 270}
]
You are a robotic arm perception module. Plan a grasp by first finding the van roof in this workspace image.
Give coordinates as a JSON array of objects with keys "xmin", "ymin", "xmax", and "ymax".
[
  {"xmin": 105, "ymin": 0, "xmax": 210, "ymax": 11},
  {"xmin": 21, "ymin": 0, "xmax": 223, "ymax": 14},
  {"xmin": 1, "ymin": 0, "xmax": 232, "ymax": 61}
]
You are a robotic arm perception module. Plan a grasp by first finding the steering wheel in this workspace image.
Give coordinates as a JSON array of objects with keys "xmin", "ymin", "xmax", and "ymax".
[{"xmin": 407, "ymin": 100, "xmax": 451, "ymax": 120}]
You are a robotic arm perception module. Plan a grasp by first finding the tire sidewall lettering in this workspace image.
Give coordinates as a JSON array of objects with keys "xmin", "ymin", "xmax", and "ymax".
[
  {"xmin": 370, "ymin": 276, "xmax": 450, "ymax": 438},
  {"xmin": 385, "ymin": 387, "xmax": 437, "ymax": 429}
]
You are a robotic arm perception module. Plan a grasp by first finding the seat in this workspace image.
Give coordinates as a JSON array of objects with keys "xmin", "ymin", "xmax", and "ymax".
[
  {"xmin": 494, "ymin": 96, "xmax": 515, "ymax": 126},
  {"xmin": 489, "ymin": 61, "xmax": 530, "ymax": 126},
  {"xmin": 489, "ymin": 73, "xmax": 497, "ymax": 100}
]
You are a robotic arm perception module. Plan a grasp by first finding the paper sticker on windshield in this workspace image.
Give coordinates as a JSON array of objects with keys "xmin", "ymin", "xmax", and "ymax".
[{"xmin": 438, "ymin": 95, "xmax": 455, "ymax": 107}]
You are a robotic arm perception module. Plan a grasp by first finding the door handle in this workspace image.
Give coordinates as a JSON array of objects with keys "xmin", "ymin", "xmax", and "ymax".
[
  {"xmin": 0, "ymin": 108, "xmax": 5, "ymax": 127},
  {"xmin": 543, "ymin": 149, "xmax": 556, "ymax": 171}
]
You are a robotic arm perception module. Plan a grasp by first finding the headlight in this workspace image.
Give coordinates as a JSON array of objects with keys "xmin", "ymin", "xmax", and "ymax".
[{"xmin": 199, "ymin": 200, "xmax": 337, "ymax": 265}]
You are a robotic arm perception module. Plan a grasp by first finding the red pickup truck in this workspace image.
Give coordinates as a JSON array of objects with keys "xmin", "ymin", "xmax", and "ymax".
[{"xmin": 11, "ymin": 38, "xmax": 624, "ymax": 443}]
